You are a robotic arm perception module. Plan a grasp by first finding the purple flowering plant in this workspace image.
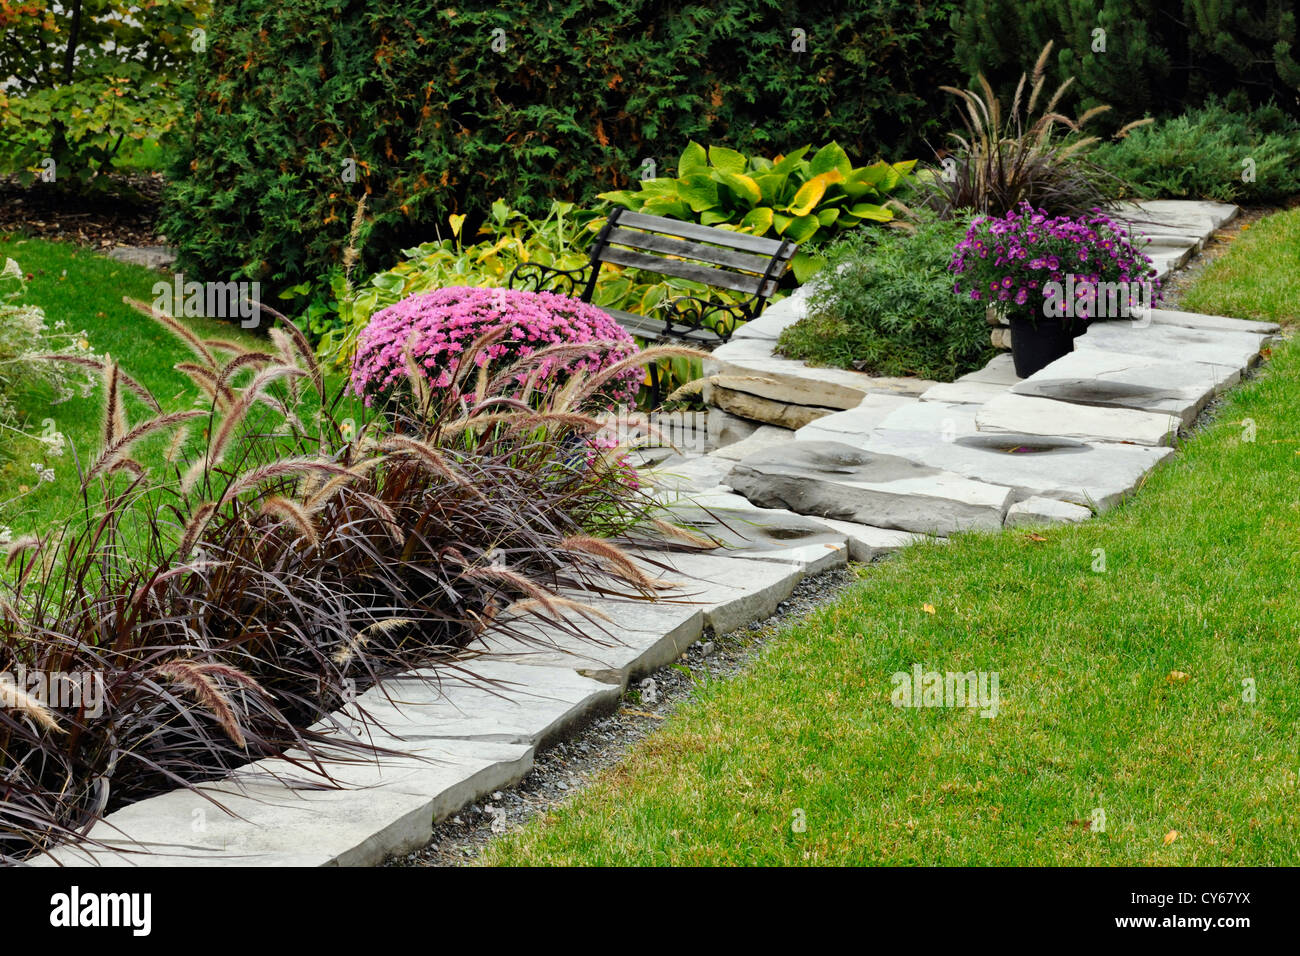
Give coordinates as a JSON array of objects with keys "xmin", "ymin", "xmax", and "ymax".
[
  {"xmin": 949, "ymin": 203, "xmax": 1161, "ymax": 323},
  {"xmin": 349, "ymin": 286, "xmax": 642, "ymax": 408}
]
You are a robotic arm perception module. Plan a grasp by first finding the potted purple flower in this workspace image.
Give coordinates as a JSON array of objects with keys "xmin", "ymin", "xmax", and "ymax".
[{"xmin": 949, "ymin": 203, "xmax": 1160, "ymax": 377}]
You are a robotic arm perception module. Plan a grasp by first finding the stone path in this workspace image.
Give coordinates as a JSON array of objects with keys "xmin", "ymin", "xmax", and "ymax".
[{"xmin": 37, "ymin": 200, "xmax": 1282, "ymax": 867}]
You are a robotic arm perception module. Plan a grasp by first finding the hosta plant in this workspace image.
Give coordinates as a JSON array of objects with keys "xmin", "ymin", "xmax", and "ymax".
[{"xmin": 598, "ymin": 141, "xmax": 917, "ymax": 281}]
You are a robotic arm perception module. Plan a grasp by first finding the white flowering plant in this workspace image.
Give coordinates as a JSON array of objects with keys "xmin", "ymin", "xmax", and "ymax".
[{"xmin": 0, "ymin": 258, "xmax": 96, "ymax": 476}]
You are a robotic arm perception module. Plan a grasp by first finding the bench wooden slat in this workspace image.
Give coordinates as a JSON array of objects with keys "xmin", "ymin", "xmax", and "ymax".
[
  {"xmin": 601, "ymin": 306, "xmax": 725, "ymax": 343},
  {"xmin": 605, "ymin": 227, "xmax": 777, "ymax": 275},
  {"xmin": 599, "ymin": 245, "xmax": 779, "ymax": 298},
  {"xmin": 616, "ymin": 210, "xmax": 791, "ymax": 257}
]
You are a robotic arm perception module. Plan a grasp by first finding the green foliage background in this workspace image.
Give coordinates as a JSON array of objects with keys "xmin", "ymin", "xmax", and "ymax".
[
  {"xmin": 953, "ymin": 0, "xmax": 1300, "ymax": 130},
  {"xmin": 160, "ymin": 0, "xmax": 961, "ymax": 296}
]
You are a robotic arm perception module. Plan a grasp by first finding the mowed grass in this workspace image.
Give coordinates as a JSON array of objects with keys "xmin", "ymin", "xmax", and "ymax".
[
  {"xmin": 0, "ymin": 234, "xmax": 268, "ymax": 534},
  {"xmin": 1181, "ymin": 208, "xmax": 1300, "ymax": 325},
  {"xmin": 482, "ymin": 217, "xmax": 1300, "ymax": 866}
]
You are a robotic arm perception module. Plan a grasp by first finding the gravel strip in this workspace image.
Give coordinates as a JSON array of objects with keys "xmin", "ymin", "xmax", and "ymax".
[{"xmin": 386, "ymin": 564, "xmax": 858, "ymax": 866}]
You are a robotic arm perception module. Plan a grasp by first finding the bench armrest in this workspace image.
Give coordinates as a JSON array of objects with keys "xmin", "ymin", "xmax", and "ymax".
[
  {"xmin": 507, "ymin": 262, "xmax": 595, "ymax": 299},
  {"xmin": 655, "ymin": 294, "xmax": 752, "ymax": 343}
]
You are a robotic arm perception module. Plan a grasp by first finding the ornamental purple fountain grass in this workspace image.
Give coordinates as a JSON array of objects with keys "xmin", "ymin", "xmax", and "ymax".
[
  {"xmin": 949, "ymin": 203, "xmax": 1161, "ymax": 321},
  {"xmin": 350, "ymin": 286, "xmax": 641, "ymax": 407}
]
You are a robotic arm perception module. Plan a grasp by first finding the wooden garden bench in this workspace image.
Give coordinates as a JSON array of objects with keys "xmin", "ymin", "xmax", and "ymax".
[{"xmin": 507, "ymin": 207, "xmax": 796, "ymax": 348}]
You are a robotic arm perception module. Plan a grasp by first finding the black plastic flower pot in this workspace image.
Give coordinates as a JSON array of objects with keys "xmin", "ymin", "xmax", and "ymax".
[{"xmin": 1007, "ymin": 314, "xmax": 1074, "ymax": 378}]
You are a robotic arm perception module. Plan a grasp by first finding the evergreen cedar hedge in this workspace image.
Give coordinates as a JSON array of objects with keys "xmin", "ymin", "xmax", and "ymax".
[
  {"xmin": 160, "ymin": 0, "xmax": 961, "ymax": 296},
  {"xmin": 954, "ymin": 0, "xmax": 1300, "ymax": 134}
]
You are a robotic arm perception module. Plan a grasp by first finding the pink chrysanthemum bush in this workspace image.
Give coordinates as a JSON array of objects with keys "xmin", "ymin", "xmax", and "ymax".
[{"xmin": 349, "ymin": 286, "xmax": 642, "ymax": 409}]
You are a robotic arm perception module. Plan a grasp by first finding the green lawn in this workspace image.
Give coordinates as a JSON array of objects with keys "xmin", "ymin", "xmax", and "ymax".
[
  {"xmin": 0, "ymin": 235, "xmax": 267, "ymax": 534},
  {"xmin": 1181, "ymin": 209, "xmax": 1300, "ymax": 325},
  {"xmin": 481, "ymin": 213, "xmax": 1300, "ymax": 866}
]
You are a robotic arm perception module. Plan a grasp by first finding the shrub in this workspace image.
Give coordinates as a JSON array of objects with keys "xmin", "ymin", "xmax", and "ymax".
[
  {"xmin": 349, "ymin": 286, "xmax": 642, "ymax": 408},
  {"xmin": 949, "ymin": 204, "xmax": 1159, "ymax": 323},
  {"xmin": 0, "ymin": 0, "xmax": 209, "ymax": 189},
  {"xmin": 1090, "ymin": 98, "xmax": 1300, "ymax": 205},
  {"xmin": 917, "ymin": 43, "xmax": 1134, "ymax": 220},
  {"xmin": 776, "ymin": 215, "xmax": 994, "ymax": 381},
  {"xmin": 0, "ymin": 295, "xmax": 714, "ymax": 862},
  {"xmin": 955, "ymin": 0, "xmax": 1300, "ymax": 131},
  {"xmin": 160, "ymin": 0, "xmax": 962, "ymax": 298},
  {"xmin": 599, "ymin": 142, "xmax": 917, "ymax": 282}
]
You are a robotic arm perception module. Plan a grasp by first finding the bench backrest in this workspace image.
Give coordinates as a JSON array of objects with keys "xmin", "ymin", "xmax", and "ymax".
[{"xmin": 582, "ymin": 208, "xmax": 796, "ymax": 308}]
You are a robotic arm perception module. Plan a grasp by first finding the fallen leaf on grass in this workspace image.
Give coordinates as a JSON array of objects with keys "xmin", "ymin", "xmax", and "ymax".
[
  {"xmin": 1166, "ymin": 670, "xmax": 1191, "ymax": 683},
  {"xmin": 1163, "ymin": 829, "xmax": 1179, "ymax": 846},
  {"xmin": 1023, "ymin": 532, "xmax": 1048, "ymax": 543},
  {"xmin": 922, "ymin": 603, "xmax": 936, "ymax": 615}
]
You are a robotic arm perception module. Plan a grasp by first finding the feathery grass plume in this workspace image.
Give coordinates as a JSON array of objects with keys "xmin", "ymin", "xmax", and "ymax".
[
  {"xmin": 573, "ymin": 345, "xmax": 709, "ymax": 406},
  {"xmin": 377, "ymin": 436, "xmax": 477, "ymax": 491},
  {"xmin": 35, "ymin": 354, "xmax": 160, "ymax": 410},
  {"xmin": 461, "ymin": 564, "xmax": 566, "ymax": 606},
  {"xmin": 558, "ymin": 535, "xmax": 665, "ymax": 590},
  {"xmin": 214, "ymin": 351, "xmax": 277, "ymax": 393},
  {"xmin": 204, "ymin": 337, "xmax": 255, "ymax": 357},
  {"xmin": 175, "ymin": 362, "xmax": 235, "ymax": 410},
  {"xmin": 83, "ymin": 410, "xmax": 207, "ymax": 486},
  {"xmin": 0, "ymin": 679, "xmax": 63, "ymax": 734},
  {"xmin": 331, "ymin": 615, "xmax": 414, "ymax": 667},
  {"xmin": 177, "ymin": 502, "xmax": 219, "ymax": 561},
  {"xmin": 342, "ymin": 194, "xmax": 367, "ymax": 279},
  {"xmin": 205, "ymin": 363, "xmax": 306, "ymax": 470},
  {"xmin": 650, "ymin": 517, "xmax": 721, "ymax": 549},
  {"xmin": 5, "ymin": 535, "xmax": 42, "ymax": 568},
  {"xmin": 123, "ymin": 296, "xmax": 216, "ymax": 368},
  {"xmin": 502, "ymin": 595, "xmax": 613, "ymax": 624},
  {"xmin": 101, "ymin": 359, "xmax": 125, "ymax": 448},
  {"xmin": 151, "ymin": 660, "xmax": 261, "ymax": 747},
  {"xmin": 352, "ymin": 490, "xmax": 404, "ymax": 544},
  {"xmin": 163, "ymin": 424, "xmax": 189, "ymax": 464},
  {"xmin": 218, "ymin": 457, "xmax": 353, "ymax": 505},
  {"xmin": 257, "ymin": 303, "xmax": 324, "ymax": 403},
  {"xmin": 259, "ymin": 495, "xmax": 321, "ymax": 549}
]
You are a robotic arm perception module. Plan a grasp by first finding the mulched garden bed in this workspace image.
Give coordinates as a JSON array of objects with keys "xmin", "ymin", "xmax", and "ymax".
[{"xmin": 0, "ymin": 173, "xmax": 165, "ymax": 248}]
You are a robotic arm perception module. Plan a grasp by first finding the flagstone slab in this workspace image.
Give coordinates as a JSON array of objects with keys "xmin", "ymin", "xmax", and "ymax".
[
  {"xmin": 1005, "ymin": 496, "xmax": 1094, "ymax": 527},
  {"xmin": 864, "ymin": 410, "xmax": 1173, "ymax": 510},
  {"xmin": 1119, "ymin": 199, "xmax": 1239, "ymax": 234},
  {"xmin": 1149, "ymin": 307, "xmax": 1281, "ymax": 337},
  {"xmin": 707, "ymin": 338, "xmax": 937, "ymax": 409},
  {"xmin": 664, "ymin": 493, "xmax": 851, "ymax": 573},
  {"xmin": 728, "ymin": 441, "xmax": 1013, "ymax": 534},
  {"xmin": 630, "ymin": 550, "xmax": 804, "ymax": 635},
  {"xmin": 644, "ymin": 452, "xmax": 737, "ymax": 494},
  {"xmin": 34, "ymin": 738, "xmax": 534, "ymax": 867},
  {"xmin": 1074, "ymin": 320, "xmax": 1267, "ymax": 373},
  {"xmin": 873, "ymin": 400, "xmax": 984, "ymax": 442},
  {"xmin": 794, "ymin": 393, "xmax": 919, "ymax": 443},
  {"xmin": 731, "ymin": 294, "xmax": 809, "ymax": 342},
  {"xmin": 957, "ymin": 353, "xmax": 1023, "ymax": 386},
  {"xmin": 1010, "ymin": 349, "xmax": 1223, "ymax": 425},
  {"xmin": 811, "ymin": 517, "xmax": 939, "ymax": 561},
  {"xmin": 331, "ymin": 659, "xmax": 623, "ymax": 748},
  {"xmin": 710, "ymin": 382, "xmax": 834, "ymax": 429},
  {"xmin": 472, "ymin": 599, "xmax": 705, "ymax": 687},
  {"xmin": 919, "ymin": 379, "xmax": 1012, "ymax": 405},
  {"xmin": 712, "ymin": 424, "xmax": 797, "ymax": 461},
  {"xmin": 975, "ymin": 392, "xmax": 1180, "ymax": 446}
]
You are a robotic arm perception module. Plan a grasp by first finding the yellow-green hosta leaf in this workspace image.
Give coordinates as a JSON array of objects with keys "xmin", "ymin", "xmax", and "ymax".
[
  {"xmin": 678, "ymin": 141, "xmax": 708, "ymax": 176},
  {"xmin": 640, "ymin": 283, "xmax": 668, "ymax": 313},
  {"xmin": 816, "ymin": 207, "xmax": 840, "ymax": 227},
  {"xmin": 808, "ymin": 141, "xmax": 852, "ymax": 178},
  {"xmin": 785, "ymin": 170, "xmax": 842, "ymax": 216},
  {"xmin": 718, "ymin": 172, "xmax": 763, "ymax": 206},
  {"xmin": 772, "ymin": 212, "xmax": 793, "ymax": 234},
  {"xmin": 771, "ymin": 145, "xmax": 811, "ymax": 175},
  {"xmin": 677, "ymin": 173, "xmax": 720, "ymax": 212},
  {"xmin": 699, "ymin": 209, "xmax": 732, "ymax": 225},
  {"xmin": 739, "ymin": 206, "xmax": 775, "ymax": 235},
  {"xmin": 891, "ymin": 159, "xmax": 918, "ymax": 178},
  {"xmin": 642, "ymin": 194, "xmax": 690, "ymax": 218},
  {"xmin": 707, "ymin": 145, "xmax": 747, "ymax": 175},
  {"xmin": 596, "ymin": 189, "xmax": 644, "ymax": 208},
  {"xmin": 752, "ymin": 172, "xmax": 790, "ymax": 204},
  {"xmin": 782, "ymin": 213, "xmax": 821, "ymax": 243},
  {"xmin": 848, "ymin": 201, "xmax": 894, "ymax": 222},
  {"xmin": 791, "ymin": 251, "xmax": 828, "ymax": 283}
]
